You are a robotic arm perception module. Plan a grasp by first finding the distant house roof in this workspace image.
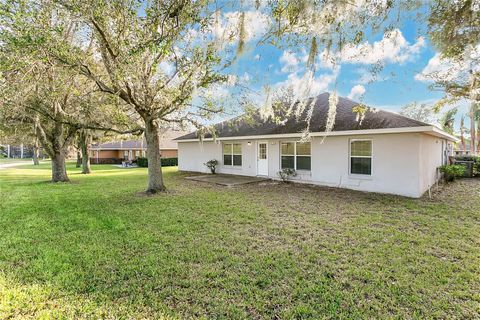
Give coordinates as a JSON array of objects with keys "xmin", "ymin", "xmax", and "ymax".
[
  {"xmin": 91, "ymin": 130, "xmax": 189, "ymax": 150},
  {"xmin": 176, "ymin": 93, "xmax": 456, "ymax": 141}
]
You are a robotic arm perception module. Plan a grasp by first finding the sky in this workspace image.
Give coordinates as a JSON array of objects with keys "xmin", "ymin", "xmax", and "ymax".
[{"xmin": 201, "ymin": 4, "xmax": 474, "ymax": 130}]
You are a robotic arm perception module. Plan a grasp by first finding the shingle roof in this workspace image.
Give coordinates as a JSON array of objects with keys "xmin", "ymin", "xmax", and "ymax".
[
  {"xmin": 176, "ymin": 93, "xmax": 430, "ymax": 140},
  {"xmin": 91, "ymin": 130, "xmax": 189, "ymax": 150}
]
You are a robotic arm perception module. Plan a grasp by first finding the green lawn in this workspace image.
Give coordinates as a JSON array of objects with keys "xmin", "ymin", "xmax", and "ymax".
[
  {"xmin": 0, "ymin": 158, "xmax": 33, "ymax": 163},
  {"xmin": 1, "ymin": 163, "xmax": 479, "ymax": 319}
]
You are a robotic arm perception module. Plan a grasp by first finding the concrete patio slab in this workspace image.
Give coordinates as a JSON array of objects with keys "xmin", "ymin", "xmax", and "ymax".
[{"xmin": 186, "ymin": 174, "xmax": 269, "ymax": 186}]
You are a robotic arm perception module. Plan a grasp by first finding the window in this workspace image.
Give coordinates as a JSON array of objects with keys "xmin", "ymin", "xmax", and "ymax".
[
  {"xmin": 350, "ymin": 140, "xmax": 372, "ymax": 175},
  {"xmin": 258, "ymin": 143, "xmax": 267, "ymax": 159},
  {"xmin": 135, "ymin": 150, "xmax": 140, "ymax": 157},
  {"xmin": 123, "ymin": 150, "xmax": 129, "ymax": 161},
  {"xmin": 281, "ymin": 141, "xmax": 311, "ymax": 171},
  {"xmin": 223, "ymin": 143, "xmax": 242, "ymax": 166}
]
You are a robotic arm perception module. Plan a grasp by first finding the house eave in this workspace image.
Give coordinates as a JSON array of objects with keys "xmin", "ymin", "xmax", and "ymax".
[{"xmin": 176, "ymin": 126, "xmax": 459, "ymax": 142}]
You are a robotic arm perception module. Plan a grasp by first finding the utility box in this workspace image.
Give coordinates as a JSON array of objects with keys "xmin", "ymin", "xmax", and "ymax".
[{"xmin": 454, "ymin": 160, "xmax": 474, "ymax": 177}]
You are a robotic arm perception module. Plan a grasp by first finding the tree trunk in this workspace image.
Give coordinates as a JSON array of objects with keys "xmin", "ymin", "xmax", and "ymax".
[
  {"xmin": 476, "ymin": 114, "xmax": 480, "ymax": 154},
  {"xmin": 144, "ymin": 118, "xmax": 165, "ymax": 193},
  {"xmin": 51, "ymin": 150, "xmax": 69, "ymax": 182},
  {"xmin": 33, "ymin": 139, "xmax": 40, "ymax": 165},
  {"xmin": 470, "ymin": 104, "xmax": 476, "ymax": 154},
  {"xmin": 80, "ymin": 131, "xmax": 91, "ymax": 174},
  {"xmin": 76, "ymin": 149, "xmax": 82, "ymax": 167},
  {"xmin": 35, "ymin": 118, "xmax": 75, "ymax": 183}
]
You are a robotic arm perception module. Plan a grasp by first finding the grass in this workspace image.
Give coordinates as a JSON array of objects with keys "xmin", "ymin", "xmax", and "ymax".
[
  {"xmin": 0, "ymin": 163, "xmax": 479, "ymax": 319},
  {"xmin": 0, "ymin": 158, "xmax": 33, "ymax": 163}
]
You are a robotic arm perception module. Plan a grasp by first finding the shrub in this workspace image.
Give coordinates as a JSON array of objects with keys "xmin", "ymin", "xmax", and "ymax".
[
  {"xmin": 161, "ymin": 158, "xmax": 178, "ymax": 167},
  {"xmin": 136, "ymin": 157, "xmax": 178, "ymax": 167},
  {"xmin": 278, "ymin": 168, "xmax": 297, "ymax": 182},
  {"xmin": 451, "ymin": 155, "xmax": 480, "ymax": 176},
  {"xmin": 439, "ymin": 164, "xmax": 466, "ymax": 182},
  {"xmin": 137, "ymin": 157, "xmax": 148, "ymax": 167},
  {"xmin": 204, "ymin": 159, "xmax": 219, "ymax": 174},
  {"xmin": 452, "ymin": 155, "xmax": 480, "ymax": 162}
]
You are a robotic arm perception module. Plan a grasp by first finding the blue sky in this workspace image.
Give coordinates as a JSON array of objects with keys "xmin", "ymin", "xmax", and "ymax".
[
  {"xmin": 230, "ymin": 28, "xmax": 443, "ymax": 109},
  {"xmin": 204, "ymin": 7, "xmax": 471, "ymax": 129}
]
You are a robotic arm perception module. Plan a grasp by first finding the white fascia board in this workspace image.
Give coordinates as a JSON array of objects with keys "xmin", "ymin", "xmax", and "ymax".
[
  {"xmin": 429, "ymin": 126, "xmax": 460, "ymax": 142},
  {"xmin": 176, "ymin": 126, "xmax": 459, "ymax": 142}
]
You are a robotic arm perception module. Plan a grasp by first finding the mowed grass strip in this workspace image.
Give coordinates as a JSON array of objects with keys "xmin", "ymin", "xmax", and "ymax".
[{"xmin": 0, "ymin": 163, "xmax": 479, "ymax": 319}]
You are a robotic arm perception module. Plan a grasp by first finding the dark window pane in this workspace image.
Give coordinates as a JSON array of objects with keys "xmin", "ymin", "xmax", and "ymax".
[
  {"xmin": 296, "ymin": 156, "xmax": 311, "ymax": 170},
  {"xmin": 281, "ymin": 156, "xmax": 295, "ymax": 169},
  {"xmin": 351, "ymin": 157, "xmax": 371, "ymax": 175},
  {"xmin": 224, "ymin": 155, "xmax": 232, "ymax": 166},
  {"xmin": 233, "ymin": 155, "xmax": 242, "ymax": 166}
]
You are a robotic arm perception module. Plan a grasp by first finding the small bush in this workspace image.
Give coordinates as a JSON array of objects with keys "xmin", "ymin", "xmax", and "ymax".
[
  {"xmin": 278, "ymin": 168, "xmax": 297, "ymax": 182},
  {"xmin": 137, "ymin": 157, "xmax": 148, "ymax": 167},
  {"xmin": 451, "ymin": 155, "xmax": 480, "ymax": 176},
  {"xmin": 136, "ymin": 157, "xmax": 178, "ymax": 167},
  {"xmin": 439, "ymin": 164, "xmax": 466, "ymax": 182},
  {"xmin": 162, "ymin": 158, "xmax": 178, "ymax": 167},
  {"xmin": 204, "ymin": 159, "xmax": 219, "ymax": 174},
  {"xmin": 452, "ymin": 155, "xmax": 480, "ymax": 163}
]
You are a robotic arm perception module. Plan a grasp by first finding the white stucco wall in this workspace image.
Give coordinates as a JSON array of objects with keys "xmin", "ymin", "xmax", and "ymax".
[
  {"xmin": 178, "ymin": 132, "xmax": 448, "ymax": 198},
  {"xmin": 418, "ymin": 134, "xmax": 451, "ymax": 194}
]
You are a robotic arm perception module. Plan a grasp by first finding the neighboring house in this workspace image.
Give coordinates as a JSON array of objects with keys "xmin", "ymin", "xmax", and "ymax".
[
  {"xmin": 454, "ymin": 139, "xmax": 478, "ymax": 156},
  {"xmin": 175, "ymin": 93, "xmax": 457, "ymax": 198},
  {"xmin": 90, "ymin": 130, "xmax": 188, "ymax": 164}
]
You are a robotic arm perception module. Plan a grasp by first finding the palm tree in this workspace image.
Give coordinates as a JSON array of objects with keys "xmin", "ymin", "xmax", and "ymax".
[{"xmin": 440, "ymin": 108, "xmax": 458, "ymax": 135}]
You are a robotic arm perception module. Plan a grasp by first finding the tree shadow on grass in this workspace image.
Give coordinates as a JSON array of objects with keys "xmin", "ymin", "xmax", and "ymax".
[{"xmin": 1, "ymin": 170, "xmax": 479, "ymax": 319}]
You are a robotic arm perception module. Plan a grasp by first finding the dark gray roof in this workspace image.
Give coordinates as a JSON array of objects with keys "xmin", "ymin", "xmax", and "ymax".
[{"xmin": 176, "ymin": 93, "xmax": 429, "ymax": 140}]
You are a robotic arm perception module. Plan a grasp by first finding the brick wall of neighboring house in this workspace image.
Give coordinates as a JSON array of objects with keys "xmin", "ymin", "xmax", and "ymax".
[
  {"xmin": 90, "ymin": 157, "xmax": 123, "ymax": 164},
  {"xmin": 100, "ymin": 150, "xmax": 120, "ymax": 158},
  {"xmin": 160, "ymin": 149, "xmax": 178, "ymax": 158},
  {"xmin": 89, "ymin": 148, "xmax": 177, "ymax": 162}
]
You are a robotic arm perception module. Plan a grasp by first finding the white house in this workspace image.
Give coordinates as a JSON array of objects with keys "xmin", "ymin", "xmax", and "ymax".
[{"xmin": 175, "ymin": 93, "xmax": 457, "ymax": 198}]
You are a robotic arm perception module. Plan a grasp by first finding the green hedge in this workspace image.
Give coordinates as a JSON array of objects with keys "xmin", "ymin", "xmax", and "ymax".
[
  {"xmin": 452, "ymin": 155, "xmax": 480, "ymax": 163},
  {"xmin": 451, "ymin": 155, "xmax": 480, "ymax": 176},
  {"xmin": 136, "ymin": 157, "xmax": 178, "ymax": 167},
  {"xmin": 137, "ymin": 157, "xmax": 148, "ymax": 167}
]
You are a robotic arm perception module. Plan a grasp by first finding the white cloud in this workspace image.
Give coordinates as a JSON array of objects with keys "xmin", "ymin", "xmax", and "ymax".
[
  {"xmin": 275, "ymin": 67, "xmax": 340, "ymax": 97},
  {"xmin": 321, "ymin": 29, "xmax": 425, "ymax": 66},
  {"xmin": 210, "ymin": 10, "xmax": 271, "ymax": 45},
  {"xmin": 354, "ymin": 68, "xmax": 388, "ymax": 85},
  {"xmin": 202, "ymin": 84, "xmax": 230, "ymax": 99},
  {"xmin": 347, "ymin": 85, "xmax": 366, "ymax": 100},
  {"xmin": 240, "ymin": 72, "xmax": 251, "ymax": 83},
  {"xmin": 158, "ymin": 61, "xmax": 175, "ymax": 76},
  {"xmin": 279, "ymin": 51, "xmax": 300, "ymax": 73},
  {"xmin": 415, "ymin": 45, "xmax": 480, "ymax": 86}
]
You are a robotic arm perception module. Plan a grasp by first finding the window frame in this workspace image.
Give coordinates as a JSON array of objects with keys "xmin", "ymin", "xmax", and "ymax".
[
  {"xmin": 349, "ymin": 139, "xmax": 373, "ymax": 176},
  {"xmin": 280, "ymin": 141, "xmax": 311, "ymax": 172},
  {"xmin": 223, "ymin": 142, "xmax": 242, "ymax": 167}
]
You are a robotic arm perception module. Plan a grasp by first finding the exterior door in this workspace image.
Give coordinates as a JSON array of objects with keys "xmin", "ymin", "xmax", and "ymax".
[{"xmin": 257, "ymin": 142, "xmax": 268, "ymax": 176}]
